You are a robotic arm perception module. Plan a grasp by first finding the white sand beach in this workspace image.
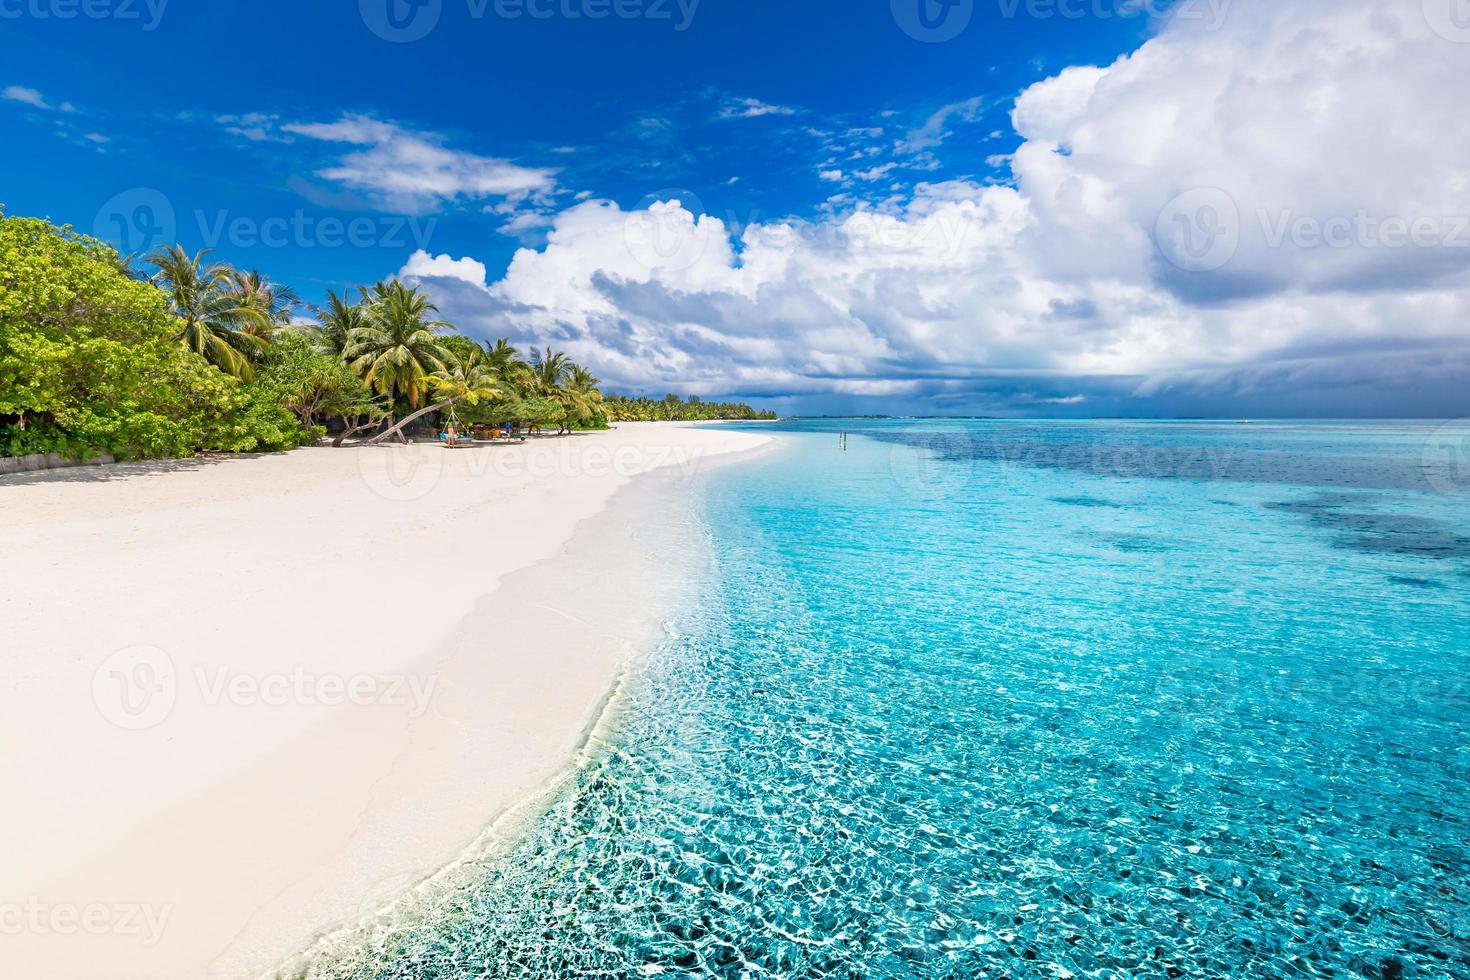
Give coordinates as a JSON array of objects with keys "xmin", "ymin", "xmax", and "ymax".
[{"xmin": 0, "ymin": 422, "xmax": 772, "ymax": 980}]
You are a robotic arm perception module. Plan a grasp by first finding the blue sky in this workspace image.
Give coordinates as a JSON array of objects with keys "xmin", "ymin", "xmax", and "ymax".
[
  {"xmin": 2, "ymin": 0, "xmax": 1148, "ymax": 283},
  {"xmin": 4, "ymin": 0, "xmax": 1469, "ymax": 416}
]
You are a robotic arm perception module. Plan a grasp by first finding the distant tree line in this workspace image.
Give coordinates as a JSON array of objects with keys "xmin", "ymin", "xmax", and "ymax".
[{"xmin": 603, "ymin": 394, "xmax": 778, "ymax": 422}]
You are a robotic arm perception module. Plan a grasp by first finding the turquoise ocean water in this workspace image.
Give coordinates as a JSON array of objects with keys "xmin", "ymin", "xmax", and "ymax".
[{"xmin": 312, "ymin": 421, "xmax": 1470, "ymax": 979}]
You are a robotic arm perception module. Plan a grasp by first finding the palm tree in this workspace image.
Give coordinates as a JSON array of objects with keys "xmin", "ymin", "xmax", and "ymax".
[
  {"xmin": 313, "ymin": 287, "xmax": 368, "ymax": 356},
  {"xmin": 527, "ymin": 350, "xmax": 605, "ymax": 435},
  {"xmin": 529, "ymin": 347, "xmax": 570, "ymax": 396},
  {"xmin": 343, "ymin": 281, "xmax": 451, "ymax": 438},
  {"xmin": 367, "ymin": 350, "xmax": 502, "ymax": 445},
  {"xmin": 482, "ymin": 338, "xmax": 535, "ymax": 396},
  {"xmin": 527, "ymin": 347, "xmax": 571, "ymax": 434},
  {"xmin": 561, "ymin": 365, "xmax": 605, "ymax": 434},
  {"xmin": 108, "ymin": 249, "xmax": 149, "ymax": 282},
  {"xmin": 148, "ymin": 245, "xmax": 269, "ymax": 378},
  {"xmin": 483, "ymin": 338, "xmax": 518, "ymax": 374},
  {"xmin": 230, "ymin": 269, "xmax": 300, "ymax": 340}
]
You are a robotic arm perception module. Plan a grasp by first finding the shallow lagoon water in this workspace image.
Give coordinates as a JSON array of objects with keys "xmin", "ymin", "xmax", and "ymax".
[{"xmin": 307, "ymin": 421, "xmax": 1470, "ymax": 980}]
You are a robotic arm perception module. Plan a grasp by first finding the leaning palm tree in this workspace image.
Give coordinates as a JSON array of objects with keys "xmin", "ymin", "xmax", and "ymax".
[
  {"xmin": 367, "ymin": 351, "xmax": 502, "ymax": 445},
  {"xmin": 148, "ymin": 245, "xmax": 269, "ymax": 378},
  {"xmin": 230, "ymin": 269, "xmax": 300, "ymax": 340},
  {"xmin": 343, "ymin": 281, "xmax": 451, "ymax": 437}
]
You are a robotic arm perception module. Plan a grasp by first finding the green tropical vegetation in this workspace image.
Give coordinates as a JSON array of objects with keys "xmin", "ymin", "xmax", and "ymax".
[
  {"xmin": 603, "ymin": 393, "xmax": 778, "ymax": 422},
  {"xmin": 147, "ymin": 244, "xmax": 271, "ymax": 380},
  {"xmin": 0, "ymin": 214, "xmax": 302, "ymax": 461},
  {"xmin": 0, "ymin": 207, "xmax": 775, "ymax": 466}
]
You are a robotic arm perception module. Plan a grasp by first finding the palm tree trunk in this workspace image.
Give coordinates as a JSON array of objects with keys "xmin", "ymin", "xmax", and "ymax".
[
  {"xmin": 333, "ymin": 418, "xmax": 383, "ymax": 448},
  {"xmin": 367, "ymin": 399, "xmax": 454, "ymax": 445}
]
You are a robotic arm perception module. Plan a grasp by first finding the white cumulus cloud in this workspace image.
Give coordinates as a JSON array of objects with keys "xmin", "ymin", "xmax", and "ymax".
[
  {"xmin": 400, "ymin": 0, "xmax": 1470, "ymax": 412},
  {"xmin": 400, "ymin": 251, "xmax": 490, "ymax": 288}
]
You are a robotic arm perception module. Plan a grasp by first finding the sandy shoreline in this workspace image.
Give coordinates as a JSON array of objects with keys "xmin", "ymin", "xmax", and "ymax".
[{"xmin": 0, "ymin": 422, "xmax": 772, "ymax": 980}]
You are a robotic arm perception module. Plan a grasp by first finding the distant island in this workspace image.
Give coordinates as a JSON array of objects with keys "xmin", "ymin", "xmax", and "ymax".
[{"xmin": 602, "ymin": 394, "xmax": 777, "ymax": 422}]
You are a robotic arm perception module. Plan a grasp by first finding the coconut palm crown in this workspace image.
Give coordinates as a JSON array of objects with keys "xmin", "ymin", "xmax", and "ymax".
[
  {"xmin": 342, "ymin": 281, "xmax": 451, "ymax": 407},
  {"xmin": 148, "ymin": 244, "xmax": 270, "ymax": 379}
]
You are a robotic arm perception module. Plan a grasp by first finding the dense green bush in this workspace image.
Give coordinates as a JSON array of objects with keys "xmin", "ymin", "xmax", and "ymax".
[
  {"xmin": 0, "ymin": 211, "xmax": 309, "ymax": 461},
  {"xmin": 572, "ymin": 410, "xmax": 611, "ymax": 431}
]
